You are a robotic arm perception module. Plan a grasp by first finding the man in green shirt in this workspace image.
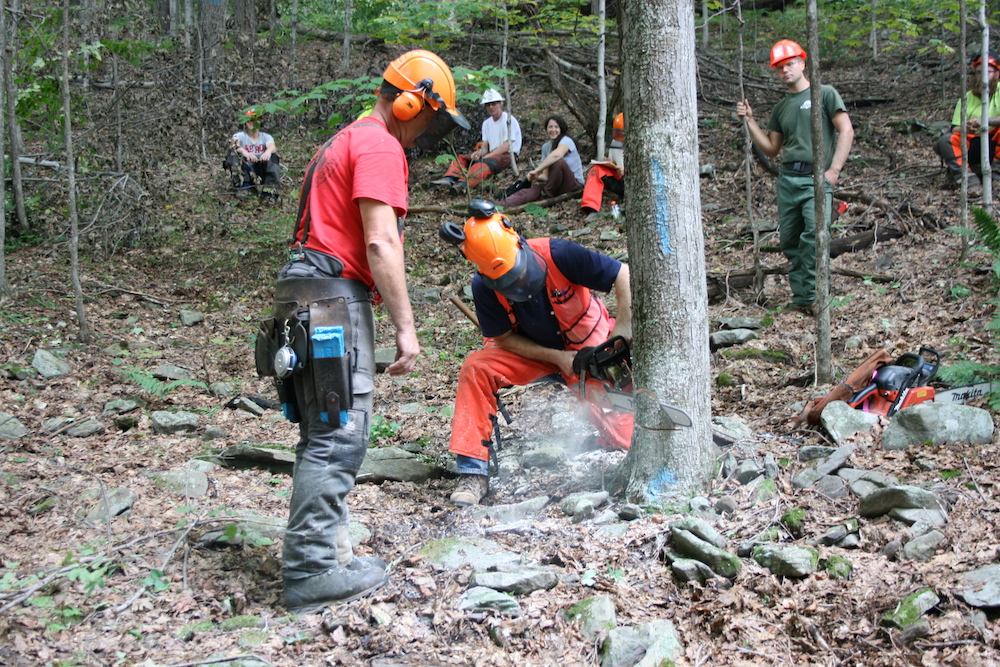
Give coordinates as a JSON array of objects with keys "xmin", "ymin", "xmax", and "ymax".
[
  {"xmin": 933, "ymin": 49, "xmax": 1000, "ymax": 198},
  {"xmin": 737, "ymin": 39, "xmax": 854, "ymax": 315}
]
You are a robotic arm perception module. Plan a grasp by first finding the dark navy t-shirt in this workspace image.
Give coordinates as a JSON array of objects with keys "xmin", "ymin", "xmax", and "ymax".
[{"xmin": 472, "ymin": 238, "xmax": 622, "ymax": 350}]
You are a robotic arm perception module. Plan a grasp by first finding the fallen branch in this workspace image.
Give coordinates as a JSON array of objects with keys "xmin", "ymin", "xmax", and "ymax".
[{"xmin": 500, "ymin": 190, "xmax": 581, "ymax": 215}]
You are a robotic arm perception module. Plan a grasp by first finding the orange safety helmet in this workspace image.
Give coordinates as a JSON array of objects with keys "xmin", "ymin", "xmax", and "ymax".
[
  {"xmin": 973, "ymin": 49, "xmax": 1000, "ymax": 71},
  {"xmin": 440, "ymin": 200, "xmax": 547, "ymax": 301},
  {"xmin": 770, "ymin": 39, "xmax": 807, "ymax": 68},
  {"xmin": 613, "ymin": 113, "xmax": 624, "ymax": 131},
  {"xmin": 382, "ymin": 49, "xmax": 467, "ymax": 125}
]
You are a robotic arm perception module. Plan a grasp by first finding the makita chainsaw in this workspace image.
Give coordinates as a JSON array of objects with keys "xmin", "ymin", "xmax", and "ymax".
[
  {"xmin": 847, "ymin": 347, "xmax": 939, "ymax": 418},
  {"xmin": 573, "ymin": 337, "xmax": 692, "ymax": 430}
]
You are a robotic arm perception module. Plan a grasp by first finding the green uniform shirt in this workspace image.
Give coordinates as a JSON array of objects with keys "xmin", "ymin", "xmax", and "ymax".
[
  {"xmin": 767, "ymin": 84, "xmax": 847, "ymax": 169},
  {"xmin": 950, "ymin": 90, "xmax": 1000, "ymax": 127}
]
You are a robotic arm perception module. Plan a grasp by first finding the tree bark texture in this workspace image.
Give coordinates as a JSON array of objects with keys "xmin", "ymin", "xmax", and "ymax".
[
  {"xmin": 0, "ymin": 0, "xmax": 8, "ymax": 296},
  {"xmin": 198, "ymin": 0, "xmax": 227, "ymax": 86},
  {"xmin": 4, "ymin": 0, "xmax": 27, "ymax": 233},
  {"xmin": 617, "ymin": 0, "xmax": 714, "ymax": 503},
  {"xmin": 232, "ymin": 0, "xmax": 256, "ymax": 58}
]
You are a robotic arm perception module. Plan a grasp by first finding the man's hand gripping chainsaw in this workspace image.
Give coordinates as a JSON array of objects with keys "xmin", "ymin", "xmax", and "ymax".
[{"xmin": 573, "ymin": 336, "xmax": 692, "ymax": 430}]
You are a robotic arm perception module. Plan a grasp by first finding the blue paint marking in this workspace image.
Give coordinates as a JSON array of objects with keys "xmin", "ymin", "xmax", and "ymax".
[
  {"xmin": 646, "ymin": 466, "xmax": 679, "ymax": 502},
  {"xmin": 652, "ymin": 158, "xmax": 673, "ymax": 255}
]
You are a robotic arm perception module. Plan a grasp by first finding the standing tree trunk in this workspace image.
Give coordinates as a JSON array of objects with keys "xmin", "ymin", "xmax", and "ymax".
[
  {"xmin": 61, "ymin": 0, "xmax": 89, "ymax": 343},
  {"xmin": 501, "ymin": 11, "xmax": 519, "ymax": 175},
  {"xmin": 341, "ymin": 0, "xmax": 351, "ymax": 74},
  {"xmin": 807, "ymin": 0, "xmax": 831, "ymax": 383},
  {"xmin": 199, "ymin": 0, "xmax": 227, "ymax": 89},
  {"xmin": 289, "ymin": 0, "xmax": 298, "ymax": 89},
  {"xmin": 958, "ymin": 0, "xmax": 970, "ymax": 261},
  {"xmin": 4, "ymin": 0, "xmax": 27, "ymax": 233},
  {"xmin": 979, "ymin": 3, "xmax": 992, "ymax": 211},
  {"xmin": 0, "ymin": 0, "xmax": 9, "ymax": 297},
  {"xmin": 232, "ymin": 0, "xmax": 256, "ymax": 58},
  {"xmin": 596, "ymin": 0, "xmax": 607, "ymax": 160},
  {"xmin": 735, "ymin": 0, "xmax": 762, "ymax": 297},
  {"xmin": 615, "ymin": 0, "xmax": 714, "ymax": 503}
]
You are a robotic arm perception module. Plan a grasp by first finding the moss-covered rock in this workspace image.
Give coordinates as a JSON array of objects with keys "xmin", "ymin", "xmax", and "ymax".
[
  {"xmin": 822, "ymin": 554, "xmax": 854, "ymax": 580},
  {"xmin": 781, "ymin": 507, "xmax": 806, "ymax": 538},
  {"xmin": 219, "ymin": 615, "xmax": 261, "ymax": 631}
]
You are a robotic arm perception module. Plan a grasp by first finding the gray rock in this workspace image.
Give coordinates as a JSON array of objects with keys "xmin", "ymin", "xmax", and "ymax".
[
  {"xmin": 374, "ymin": 347, "xmax": 396, "ymax": 373},
  {"xmin": 65, "ymin": 418, "xmax": 105, "ymax": 438},
  {"xmin": 148, "ymin": 469, "xmax": 210, "ymax": 497},
  {"xmin": 458, "ymin": 586, "xmax": 521, "ymax": 618},
  {"xmin": 573, "ymin": 501, "xmax": 595, "ymax": 524},
  {"xmin": 671, "ymin": 528, "xmax": 741, "ymax": 578},
  {"xmin": 102, "ymin": 341, "xmax": 129, "ymax": 357},
  {"xmin": 712, "ymin": 416, "xmax": 753, "ymax": 442},
  {"xmin": 594, "ymin": 508, "xmax": 619, "ymax": 525},
  {"xmin": 881, "ymin": 402, "xmax": 994, "ymax": 450},
  {"xmin": 600, "ymin": 230, "xmax": 621, "ymax": 241},
  {"xmin": 752, "ymin": 544, "xmax": 819, "ymax": 578},
  {"xmin": 561, "ymin": 491, "xmax": 610, "ymax": 516},
  {"xmin": 203, "ymin": 426, "xmax": 227, "ymax": 441},
  {"xmin": 836, "ymin": 467, "xmax": 867, "ymax": 483},
  {"xmin": 901, "ymin": 530, "xmax": 945, "ymax": 561},
  {"xmin": 151, "ymin": 410, "xmax": 200, "ymax": 435},
  {"xmin": 43, "ymin": 417, "xmax": 72, "ymax": 433},
  {"xmin": 837, "ymin": 534, "xmax": 861, "ymax": 549},
  {"xmin": 0, "ymin": 412, "xmax": 28, "ymax": 440},
  {"xmin": 763, "ymin": 453, "xmax": 779, "ymax": 479},
  {"xmin": 594, "ymin": 523, "xmax": 629, "ymax": 539},
  {"xmin": 152, "ymin": 363, "xmax": 191, "ymax": 381},
  {"xmin": 420, "ymin": 537, "xmax": 520, "ymax": 571},
  {"xmin": 882, "ymin": 540, "xmax": 902, "ymax": 561},
  {"xmin": 689, "ymin": 496, "xmax": 713, "ymax": 513},
  {"xmin": 714, "ymin": 496, "xmax": 738, "ymax": 515},
  {"xmin": 822, "ymin": 554, "xmax": 854, "ymax": 580},
  {"xmin": 859, "ymin": 486, "xmax": 948, "ymax": 518},
  {"xmin": 600, "ymin": 619, "xmax": 683, "ymax": 667},
  {"xmin": 890, "ymin": 508, "xmax": 948, "ymax": 527},
  {"xmin": 179, "ymin": 310, "xmax": 205, "ymax": 326},
  {"xmin": 209, "ymin": 382, "xmax": 237, "ymax": 397},
  {"xmin": 358, "ymin": 446, "xmax": 440, "ymax": 483},
  {"xmin": 847, "ymin": 470, "xmax": 899, "ymax": 498},
  {"xmin": 232, "ymin": 397, "xmax": 266, "ymax": 417},
  {"xmin": 103, "ymin": 397, "xmax": 146, "ymax": 415},
  {"xmin": 810, "ymin": 524, "xmax": 849, "ymax": 546},
  {"xmin": 409, "ymin": 287, "xmax": 442, "ymax": 304},
  {"xmin": 720, "ymin": 452, "xmax": 738, "ymax": 478},
  {"xmin": 814, "ymin": 474, "xmax": 849, "ymax": 499},
  {"xmin": 907, "ymin": 519, "xmax": 937, "ymax": 539},
  {"xmin": 218, "ymin": 445, "xmax": 295, "ymax": 474},
  {"xmin": 710, "ymin": 329, "xmax": 758, "ymax": 349},
  {"xmin": 820, "ymin": 401, "xmax": 878, "ymax": 444},
  {"xmin": 564, "ymin": 595, "xmax": 617, "ymax": 640},
  {"xmin": 2, "ymin": 363, "xmax": 36, "ymax": 380},
  {"xmin": 188, "ymin": 459, "xmax": 218, "ymax": 472},
  {"xmin": 670, "ymin": 517, "xmax": 727, "ymax": 549},
  {"xmin": 471, "ymin": 496, "xmax": 550, "ymax": 523},
  {"xmin": 520, "ymin": 447, "xmax": 565, "ymax": 469},
  {"xmin": 733, "ymin": 460, "xmax": 763, "ymax": 485},
  {"xmin": 957, "ymin": 564, "xmax": 1000, "ymax": 608},
  {"xmin": 83, "ymin": 487, "xmax": 135, "ymax": 524},
  {"xmin": 814, "ymin": 444, "xmax": 855, "ymax": 477},
  {"xmin": 32, "ymin": 349, "xmax": 71, "ymax": 379},
  {"xmin": 618, "ymin": 504, "xmax": 644, "ymax": 521},
  {"xmin": 717, "ymin": 317, "xmax": 767, "ymax": 331},
  {"xmin": 799, "ymin": 445, "xmax": 836, "ymax": 462},
  {"xmin": 737, "ymin": 527, "xmax": 780, "ymax": 557},
  {"xmin": 792, "ymin": 466, "xmax": 824, "ymax": 489},
  {"xmin": 470, "ymin": 569, "xmax": 558, "ymax": 596},
  {"xmin": 881, "ymin": 588, "xmax": 939, "ymax": 629},
  {"xmin": 398, "ymin": 402, "xmax": 423, "ymax": 414},
  {"xmin": 671, "ymin": 558, "xmax": 716, "ymax": 584}
]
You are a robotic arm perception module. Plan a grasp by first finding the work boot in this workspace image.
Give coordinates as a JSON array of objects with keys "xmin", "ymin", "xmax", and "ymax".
[
  {"xmin": 450, "ymin": 474, "xmax": 489, "ymax": 506},
  {"xmin": 451, "ymin": 181, "xmax": 467, "ymax": 196},
  {"xmin": 335, "ymin": 524, "xmax": 386, "ymax": 573},
  {"xmin": 430, "ymin": 176, "xmax": 457, "ymax": 187},
  {"xmin": 284, "ymin": 565, "xmax": 388, "ymax": 614},
  {"xmin": 235, "ymin": 188, "xmax": 251, "ymax": 200},
  {"xmin": 968, "ymin": 173, "xmax": 983, "ymax": 198}
]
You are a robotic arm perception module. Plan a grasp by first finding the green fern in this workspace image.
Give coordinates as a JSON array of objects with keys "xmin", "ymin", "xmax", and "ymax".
[
  {"xmin": 936, "ymin": 360, "xmax": 1000, "ymax": 386},
  {"xmin": 123, "ymin": 367, "xmax": 207, "ymax": 398},
  {"xmin": 970, "ymin": 206, "xmax": 1000, "ymax": 255}
]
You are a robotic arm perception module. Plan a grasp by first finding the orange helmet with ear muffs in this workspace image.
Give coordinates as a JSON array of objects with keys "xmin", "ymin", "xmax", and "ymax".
[{"xmin": 382, "ymin": 49, "xmax": 466, "ymax": 124}]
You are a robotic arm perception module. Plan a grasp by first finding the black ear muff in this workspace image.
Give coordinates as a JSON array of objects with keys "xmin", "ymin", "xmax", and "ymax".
[{"xmin": 392, "ymin": 91, "xmax": 424, "ymax": 121}]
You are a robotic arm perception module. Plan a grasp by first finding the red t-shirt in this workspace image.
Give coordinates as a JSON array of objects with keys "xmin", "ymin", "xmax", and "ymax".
[{"xmin": 294, "ymin": 116, "xmax": 409, "ymax": 288}]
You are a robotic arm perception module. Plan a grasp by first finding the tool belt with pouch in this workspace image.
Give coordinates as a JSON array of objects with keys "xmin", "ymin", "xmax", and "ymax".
[
  {"xmin": 255, "ymin": 271, "xmax": 371, "ymax": 428},
  {"xmin": 782, "ymin": 161, "xmax": 813, "ymax": 175}
]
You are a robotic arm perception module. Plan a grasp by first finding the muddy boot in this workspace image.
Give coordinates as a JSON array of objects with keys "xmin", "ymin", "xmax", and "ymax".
[
  {"xmin": 284, "ymin": 565, "xmax": 388, "ymax": 614},
  {"xmin": 449, "ymin": 474, "xmax": 490, "ymax": 506},
  {"xmin": 968, "ymin": 173, "xmax": 984, "ymax": 198}
]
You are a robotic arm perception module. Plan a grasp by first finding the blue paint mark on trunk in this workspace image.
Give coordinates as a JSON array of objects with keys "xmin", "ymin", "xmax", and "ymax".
[
  {"xmin": 652, "ymin": 157, "xmax": 673, "ymax": 255},
  {"xmin": 647, "ymin": 466, "xmax": 679, "ymax": 502}
]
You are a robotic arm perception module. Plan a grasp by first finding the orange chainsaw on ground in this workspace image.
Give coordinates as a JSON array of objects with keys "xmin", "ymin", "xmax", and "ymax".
[{"xmin": 847, "ymin": 347, "xmax": 939, "ymax": 418}]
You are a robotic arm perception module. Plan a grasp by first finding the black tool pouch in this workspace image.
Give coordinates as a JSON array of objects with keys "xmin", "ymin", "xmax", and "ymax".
[
  {"xmin": 308, "ymin": 297, "xmax": 354, "ymax": 427},
  {"xmin": 254, "ymin": 318, "xmax": 278, "ymax": 378}
]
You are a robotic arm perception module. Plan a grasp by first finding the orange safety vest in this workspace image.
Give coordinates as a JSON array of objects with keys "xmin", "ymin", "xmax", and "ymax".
[{"xmin": 495, "ymin": 238, "xmax": 613, "ymax": 351}]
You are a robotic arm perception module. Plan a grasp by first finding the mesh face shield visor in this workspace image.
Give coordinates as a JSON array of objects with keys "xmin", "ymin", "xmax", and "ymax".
[
  {"xmin": 481, "ymin": 244, "xmax": 548, "ymax": 302},
  {"xmin": 415, "ymin": 104, "xmax": 470, "ymax": 149}
]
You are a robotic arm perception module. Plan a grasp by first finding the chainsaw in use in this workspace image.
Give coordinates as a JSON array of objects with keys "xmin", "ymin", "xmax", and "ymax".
[
  {"xmin": 847, "ymin": 347, "xmax": 939, "ymax": 418},
  {"xmin": 573, "ymin": 336, "xmax": 693, "ymax": 430}
]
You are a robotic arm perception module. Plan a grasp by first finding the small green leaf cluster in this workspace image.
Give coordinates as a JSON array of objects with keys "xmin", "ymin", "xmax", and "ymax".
[{"xmin": 122, "ymin": 366, "xmax": 207, "ymax": 399}]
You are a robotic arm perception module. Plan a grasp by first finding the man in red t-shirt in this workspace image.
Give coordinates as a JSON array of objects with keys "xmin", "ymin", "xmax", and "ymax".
[{"xmin": 267, "ymin": 50, "xmax": 468, "ymax": 614}]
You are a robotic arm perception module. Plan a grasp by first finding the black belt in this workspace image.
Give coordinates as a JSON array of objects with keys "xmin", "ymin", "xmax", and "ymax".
[
  {"xmin": 274, "ymin": 278, "xmax": 371, "ymax": 306},
  {"xmin": 783, "ymin": 161, "xmax": 813, "ymax": 174}
]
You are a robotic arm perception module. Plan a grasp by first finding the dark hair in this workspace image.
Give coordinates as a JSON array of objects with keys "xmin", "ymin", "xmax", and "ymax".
[{"xmin": 544, "ymin": 115, "xmax": 571, "ymax": 151}]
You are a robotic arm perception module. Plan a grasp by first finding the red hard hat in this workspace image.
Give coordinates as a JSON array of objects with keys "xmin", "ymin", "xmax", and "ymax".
[{"xmin": 770, "ymin": 39, "xmax": 807, "ymax": 68}]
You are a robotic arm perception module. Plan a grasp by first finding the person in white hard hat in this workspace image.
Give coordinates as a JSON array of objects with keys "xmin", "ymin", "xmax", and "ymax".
[{"xmin": 431, "ymin": 88, "xmax": 522, "ymax": 195}]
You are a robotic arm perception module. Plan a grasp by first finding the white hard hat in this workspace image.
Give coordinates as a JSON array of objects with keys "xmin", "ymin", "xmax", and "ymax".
[{"xmin": 481, "ymin": 89, "xmax": 503, "ymax": 105}]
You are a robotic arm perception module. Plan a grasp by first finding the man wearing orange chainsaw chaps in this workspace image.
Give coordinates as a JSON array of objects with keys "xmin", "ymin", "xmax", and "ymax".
[
  {"xmin": 439, "ymin": 199, "xmax": 633, "ymax": 507},
  {"xmin": 933, "ymin": 48, "xmax": 1000, "ymax": 198}
]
